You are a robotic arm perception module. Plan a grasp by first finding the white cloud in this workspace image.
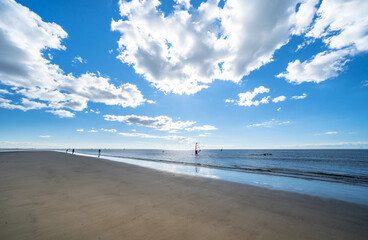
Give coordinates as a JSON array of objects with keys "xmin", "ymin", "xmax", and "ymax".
[
  {"xmin": 88, "ymin": 129, "xmax": 98, "ymax": 133},
  {"xmin": 199, "ymin": 132, "xmax": 211, "ymax": 137},
  {"xmin": 295, "ymin": 42, "xmax": 306, "ymax": 52},
  {"xmin": 227, "ymin": 86, "xmax": 270, "ymax": 107},
  {"xmin": 325, "ymin": 131, "xmax": 337, "ymax": 134},
  {"xmin": 131, "ymin": 129, "xmax": 136, "ymax": 132},
  {"xmin": 146, "ymin": 100, "xmax": 156, "ymax": 104},
  {"xmin": 0, "ymin": 97, "xmax": 47, "ymax": 111},
  {"xmin": 362, "ymin": 80, "xmax": 368, "ymax": 87},
  {"xmin": 112, "ymin": 0, "xmax": 318, "ymax": 94},
  {"xmin": 174, "ymin": 0, "xmax": 191, "ymax": 9},
  {"xmin": 291, "ymin": 93, "xmax": 307, "ymax": 100},
  {"xmin": 185, "ymin": 125, "xmax": 217, "ymax": 131},
  {"xmin": 76, "ymin": 129, "xmax": 84, "ymax": 132},
  {"xmin": 89, "ymin": 109, "xmax": 100, "ymax": 114},
  {"xmin": 118, "ymin": 132, "xmax": 194, "ymax": 143},
  {"xmin": 248, "ymin": 119, "xmax": 290, "ymax": 128},
  {"xmin": 104, "ymin": 114, "xmax": 196, "ymax": 131},
  {"xmin": 72, "ymin": 56, "xmax": 86, "ymax": 64},
  {"xmin": 307, "ymin": 0, "xmax": 368, "ymax": 51},
  {"xmin": 0, "ymin": 0, "xmax": 147, "ymax": 114},
  {"xmin": 272, "ymin": 95, "xmax": 287, "ymax": 103},
  {"xmin": 277, "ymin": 141, "xmax": 368, "ymax": 149},
  {"xmin": 47, "ymin": 109, "xmax": 75, "ymax": 118},
  {"xmin": 277, "ymin": 49, "xmax": 350, "ymax": 84},
  {"xmin": 39, "ymin": 135, "xmax": 51, "ymax": 138},
  {"xmin": 22, "ymin": 98, "xmax": 48, "ymax": 109},
  {"xmin": 0, "ymin": 89, "xmax": 11, "ymax": 95},
  {"xmin": 58, "ymin": 73, "xmax": 147, "ymax": 108},
  {"xmin": 168, "ymin": 130, "xmax": 179, "ymax": 133},
  {"xmin": 277, "ymin": 107, "xmax": 281, "ymax": 111},
  {"xmin": 101, "ymin": 128, "xmax": 117, "ymax": 133},
  {"xmin": 278, "ymin": 0, "xmax": 368, "ymax": 84}
]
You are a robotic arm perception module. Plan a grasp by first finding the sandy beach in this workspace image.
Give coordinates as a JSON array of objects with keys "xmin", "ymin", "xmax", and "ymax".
[{"xmin": 0, "ymin": 151, "xmax": 367, "ymax": 240}]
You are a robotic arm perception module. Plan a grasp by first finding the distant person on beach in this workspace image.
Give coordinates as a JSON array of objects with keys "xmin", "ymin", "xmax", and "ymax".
[
  {"xmin": 98, "ymin": 149, "xmax": 101, "ymax": 158},
  {"xmin": 72, "ymin": 149, "xmax": 74, "ymax": 155},
  {"xmin": 66, "ymin": 149, "xmax": 68, "ymax": 153}
]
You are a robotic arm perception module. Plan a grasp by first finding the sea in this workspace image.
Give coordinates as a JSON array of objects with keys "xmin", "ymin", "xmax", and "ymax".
[{"xmin": 69, "ymin": 149, "xmax": 368, "ymax": 205}]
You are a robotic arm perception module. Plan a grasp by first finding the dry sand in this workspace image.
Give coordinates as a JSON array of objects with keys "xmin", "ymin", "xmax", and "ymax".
[{"xmin": 0, "ymin": 151, "xmax": 367, "ymax": 240}]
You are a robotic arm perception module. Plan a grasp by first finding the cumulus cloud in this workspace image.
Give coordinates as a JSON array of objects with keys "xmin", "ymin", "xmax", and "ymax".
[
  {"xmin": 0, "ymin": 89, "xmax": 12, "ymax": 95},
  {"xmin": 104, "ymin": 114, "xmax": 196, "ymax": 131},
  {"xmin": 272, "ymin": 95, "xmax": 287, "ymax": 103},
  {"xmin": 119, "ymin": 132, "xmax": 194, "ymax": 143},
  {"xmin": 101, "ymin": 128, "xmax": 117, "ymax": 133},
  {"xmin": 226, "ymin": 86, "xmax": 270, "ymax": 107},
  {"xmin": 72, "ymin": 56, "xmax": 86, "ymax": 64},
  {"xmin": 146, "ymin": 100, "xmax": 156, "ymax": 104},
  {"xmin": 76, "ymin": 129, "xmax": 84, "ymax": 132},
  {"xmin": 86, "ymin": 109, "xmax": 101, "ymax": 114},
  {"xmin": 175, "ymin": 0, "xmax": 191, "ymax": 9},
  {"xmin": 46, "ymin": 109, "xmax": 75, "ymax": 118},
  {"xmin": 247, "ymin": 119, "xmax": 290, "ymax": 128},
  {"xmin": 88, "ymin": 129, "xmax": 98, "ymax": 133},
  {"xmin": 112, "ymin": 0, "xmax": 319, "ymax": 94},
  {"xmin": 185, "ymin": 125, "xmax": 217, "ymax": 131},
  {"xmin": 0, "ymin": 97, "xmax": 47, "ymax": 111},
  {"xmin": 277, "ymin": 49, "xmax": 350, "ymax": 84},
  {"xmin": 229, "ymin": 90, "xmax": 307, "ymax": 107},
  {"xmin": 0, "ymin": 0, "xmax": 147, "ymax": 115},
  {"xmin": 291, "ymin": 93, "xmax": 307, "ymax": 99},
  {"xmin": 278, "ymin": 0, "xmax": 368, "ymax": 84}
]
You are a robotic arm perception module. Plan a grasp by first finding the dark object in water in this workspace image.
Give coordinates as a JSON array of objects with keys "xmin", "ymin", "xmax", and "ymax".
[
  {"xmin": 195, "ymin": 143, "xmax": 201, "ymax": 155},
  {"xmin": 249, "ymin": 153, "xmax": 272, "ymax": 156}
]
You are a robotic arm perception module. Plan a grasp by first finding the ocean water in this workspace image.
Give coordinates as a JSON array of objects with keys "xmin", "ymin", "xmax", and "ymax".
[{"xmin": 69, "ymin": 149, "xmax": 368, "ymax": 204}]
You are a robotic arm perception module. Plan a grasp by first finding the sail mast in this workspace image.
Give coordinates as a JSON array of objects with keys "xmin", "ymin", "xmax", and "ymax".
[{"xmin": 195, "ymin": 142, "xmax": 201, "ymax": 155}]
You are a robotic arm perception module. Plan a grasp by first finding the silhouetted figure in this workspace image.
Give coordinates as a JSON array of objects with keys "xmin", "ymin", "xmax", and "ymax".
[
  {"xmin": 66, "ymin": 149, "xmax": 68, "ymax": 153},
  {"xmin": 195, "ymin": 142, "xmax": 201, "ymax": 155},
  {"xmin": 98, "ymin": 149, "xmax": 101, "ymax": 158},
  {"xmin": 72, "ymin": 149, "xmax": 75, "ymax": 155}
]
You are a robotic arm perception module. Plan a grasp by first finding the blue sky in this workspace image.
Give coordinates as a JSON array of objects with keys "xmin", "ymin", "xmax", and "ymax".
[{"xmin": 0, "ymin": 0, "xmax": 367, "ymax": 149}]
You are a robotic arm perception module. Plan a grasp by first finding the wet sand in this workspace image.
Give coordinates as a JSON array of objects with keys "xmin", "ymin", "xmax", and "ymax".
[{"xmin": 0, "ymin": 151, "xmax": 367, "ymax": 240}]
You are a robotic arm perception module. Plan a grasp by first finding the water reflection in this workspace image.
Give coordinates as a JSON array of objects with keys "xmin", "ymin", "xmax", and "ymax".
[{"xmin": 73, "ymin": 152, "xmax": 368, "ymax": 205}]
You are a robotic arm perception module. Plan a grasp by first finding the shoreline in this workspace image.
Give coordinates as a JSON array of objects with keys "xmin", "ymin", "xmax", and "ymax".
[
  {"xmin": 70, "ymin": 150, "xmax": 368, "ymax": 205},
  {"xmin": 1, "ymin": 151, "xmax": 368, "ymax": 239}
]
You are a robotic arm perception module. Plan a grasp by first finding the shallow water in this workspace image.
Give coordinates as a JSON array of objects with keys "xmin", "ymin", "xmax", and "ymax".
[
  {"xmin": 75, "ymin": 149, "xmax": 368, "ymax": 185},
  {"xmin": 69, "ymin": 149, "xmax": 368, "ymax": 205}
]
